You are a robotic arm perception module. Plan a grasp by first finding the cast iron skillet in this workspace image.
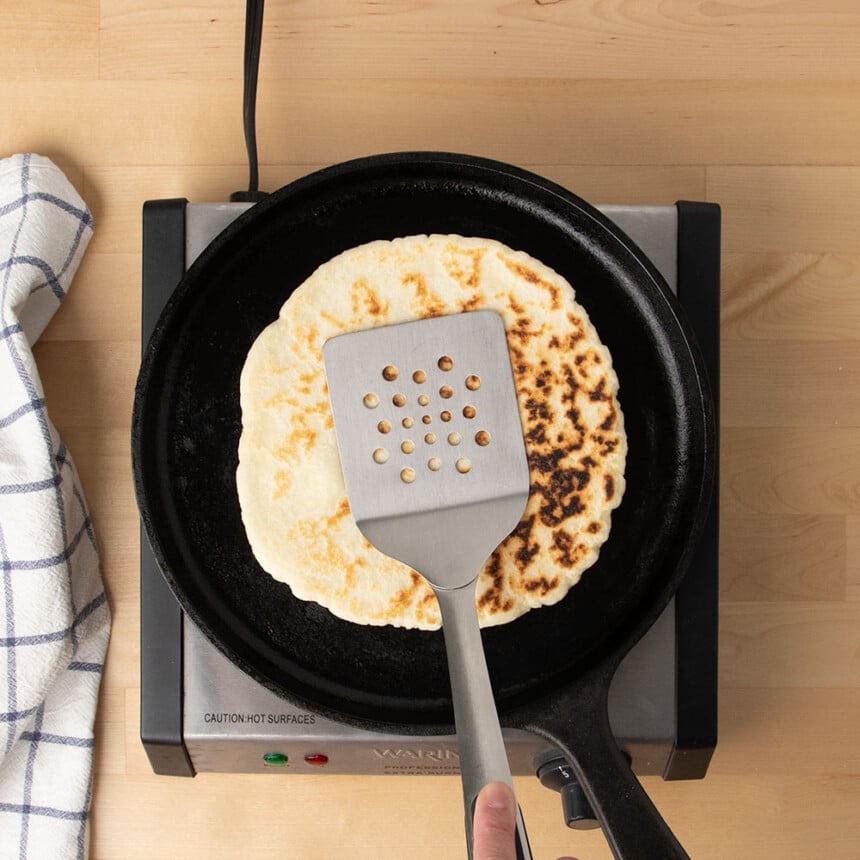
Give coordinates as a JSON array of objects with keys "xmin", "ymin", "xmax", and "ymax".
[{"xmin": 132, "ymin": 152, "xmax": 715, "ymax": 859}]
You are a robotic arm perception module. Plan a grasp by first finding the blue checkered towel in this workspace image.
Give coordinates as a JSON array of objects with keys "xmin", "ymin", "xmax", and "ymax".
[{"xmin": 0, "ymin": 154, "xmax": 110, "ymax": 858}]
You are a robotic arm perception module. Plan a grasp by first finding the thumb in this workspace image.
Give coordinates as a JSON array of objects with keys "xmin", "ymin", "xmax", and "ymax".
[{"xmin": 472, "ymin": 781, "xmax": 517, "ymax": 860}]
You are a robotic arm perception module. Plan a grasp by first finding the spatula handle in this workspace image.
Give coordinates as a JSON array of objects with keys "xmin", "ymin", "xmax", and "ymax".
[{"xmin": 434, "ymin": 585, "xmax": 532, "ymax": 860}]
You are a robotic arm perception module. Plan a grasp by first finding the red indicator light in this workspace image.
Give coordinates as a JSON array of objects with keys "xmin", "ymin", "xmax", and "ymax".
[{"xmin": 304, "ymin": 753, "xmax": 329, "ymax": 767}]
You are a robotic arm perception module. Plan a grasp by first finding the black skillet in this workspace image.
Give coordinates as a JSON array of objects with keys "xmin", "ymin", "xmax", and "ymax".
[{"xmin": 132, "ymin": 152, "xmax": 715, "ymax": 859}]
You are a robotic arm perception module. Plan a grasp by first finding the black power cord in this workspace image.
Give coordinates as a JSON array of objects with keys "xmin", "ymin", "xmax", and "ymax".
[{"xmin": 231, "ymin": 0, "xmax": 269, "ymax": 203}]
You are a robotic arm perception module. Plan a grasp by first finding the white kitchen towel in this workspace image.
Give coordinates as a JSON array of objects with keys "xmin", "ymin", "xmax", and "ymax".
[{"xmin": 0, "ymin": 153, "xmax": 110, "ymax": 858}]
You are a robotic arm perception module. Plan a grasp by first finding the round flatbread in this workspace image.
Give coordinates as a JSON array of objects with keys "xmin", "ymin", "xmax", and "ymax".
[{"xmin": 236, "ymin": 235, "xmax": 626, "ymax": 629}]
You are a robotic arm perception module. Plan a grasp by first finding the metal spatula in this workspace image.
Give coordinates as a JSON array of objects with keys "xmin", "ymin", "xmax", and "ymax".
[{"xmin": 323, "ymin": 310, "xmax": 532, "ymax": 859}]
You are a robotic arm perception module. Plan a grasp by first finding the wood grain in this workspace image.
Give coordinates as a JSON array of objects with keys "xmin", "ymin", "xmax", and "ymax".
[
  {"xmin": 721, "ymin": 340, "xmax": 860, "ymax": 427},
  {"xmin": 0, "ymin": 0, "xmax": 98, "ymax": 81},
  {"xmin": 722, "ymin": 253, "xmax": 860, "ymax": 343},
  {"xmin": 721, "ymin": 427, "xmax": 860, "ymax": 516},
  {"xmin": 3, "ymin": 1, "xmax": 860, "ymax": 858},
  {"xmin": 98, "ymin": 0, "xmax": 860, "ymax": 82},
  {"xmin": 720, "ymin": 514, "xmax": 846, "ymax": 602},
  {"xmin": 844, "ymin": 516, "xmax": 860, "ymax": 601},
  {"xmin": 710, "ymin": 167, "xmax": 860, "ymax": 253},
  {"xmin": 719, "ymin": 602, "xmax": 860, "ymax": 688},
  {"xmin": 4, "ymin": 80, "xmax": 860, "ymax": 170}
]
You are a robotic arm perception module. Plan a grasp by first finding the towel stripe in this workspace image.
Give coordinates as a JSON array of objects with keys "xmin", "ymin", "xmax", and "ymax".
[
  {"xmin": 0, "ymin": 475, "xmax": 61, "ymax": 495},
  {"xmin": 0, "ymin": 192, "xmax": 93, "ymax": 230},
  {"xmin": 0, "ymin": 257, "xmax": 66, "ymax": 302},
  {"xmin": 19, "ymin": 731, "xmax": 94, "ymax": 749},
  {"xmin": 0, "ymin": 399, "xmax": 44, "ymax": 429},
  {"xmin": 0, "ymin": 592, "xmax": 107, "ymax": 649},
  {"xmin": 0, "ymin": 803, "xmax": 88, "ymax": 822},
  {"xmin": 0, "ymin": 517, "xmax": 93, "ymax": 572}
]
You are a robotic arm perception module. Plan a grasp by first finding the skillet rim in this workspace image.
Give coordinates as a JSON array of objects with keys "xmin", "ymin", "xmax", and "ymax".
[{"xmin": 132, "ymin": 151, "xmax": 716, "ymax": 732}]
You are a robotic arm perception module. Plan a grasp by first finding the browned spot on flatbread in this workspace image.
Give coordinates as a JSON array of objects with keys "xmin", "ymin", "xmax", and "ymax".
[
  {"xmin": 390, "ymin": 571, "xmax": 424, "ymax": 612},
  {"xmin": 273, "ymin": 470, "xmax": 291, "ymax": 501},
  {"xmin": 274, "ymin": 415, "xmax": 318, "ymax": 463},
  {"xmin": 326, "ymin": 497, "xmax": 352, "ymax": 529},
  {"xmin": 575, "ymin": 349, "xmax": 603, "ymax": 367},
  {"xmin": 533, "ymin": 367, "xmax": 553, "ymax": 393},
  {"xmin": 499, "ymin": 255, "xmax": 562, "ymax": 310},
  {"xmin": 600, "ymin": 406, "xmax": 617, "ymax": 431},
  {"xmin": 523, "ymin": 574, "xmax": 560, "ymax": 595},
  {"xmin": 443, "ymin": 244, "xmax": 486, "ymax": 290},
  {"xmin": 493, "ymin": 291, "xmax": 528, "ymax": 318},
  {"xmin": 523, "ymin": 395, "xmax": 554, "ymax": 426},
  {"xmin": 508, "ymin": 318, "xmax": 530, "ymax": 344},
  {"xmin": 295, "ymin": 322, "xmax": 319, "ymax": 352},
  {"xmin": 511, "ymin": 515, "xmax": 540, "ymax": 567},
  {"xmin": 559, "ymin": 365, "xmax": 576, "ymax": 396},
  {"xmin": 529, "ymin": 455, "xmax": 593, "ymax": 527},
  {"xmin": 564, "ymin": 409, "xmax": 586, "ymax": 451},
  {"xmin": 605, "ymin": 474, "xmax": 615, "ymax": 502},
  {"xmin": 595, "ymin": 435, "xmax": 619, "ymax": 457},
  {"xmin": 589, "ymin": 379, "xmax": 610, "ymax": 402},
  {"xmin": 265, "ymin": 357, "xmax": 287, "ymax": 376},
  {"xmin": 476, "ymin": 551, "xmax": 514, "ymax": 615},
  {"xmin": 294, "ymin": 371, "xmax": 318, "ymax": 397},
  {"xmin": 507, "ymin": 293, "xmax": 526, "ymax": 316},
  {"xmin": 266, "ymin": 391, "xmax": 330, "ymax": 427},
  {"xmin": 477, "ymin": 551, "xmax": 503, "ymax": 607},
  {"xmin": 404, "ymin": 272, "xmax": 446, "ymax": 317},
  {"xmin": 320, "ymin": 310, "xmax": 347, "ymax": 330},
  {"xmin": 351, "ymin": 278, "xmax": 390, "ymax": 319},
  {"xmin": 458, "ymin": 293, "xmax": 483, "ymax": 312},
  {"xmin": 418, "ymin": 584, "xmax": 439, "ymax": 621},
  {"xmin": 263, "ymin": 391, "xmax": 300, "ymax": 410},
  {"xmin": 550, "ymin": 530, "xmax": 586, "ymax": 569},
  {"xmin": 565, "ymin": 313, "xmax": 587, "ymax": 350},
  {"xmin": 284, "ymin": 516, "xmax": 365, "ymax": 591}
]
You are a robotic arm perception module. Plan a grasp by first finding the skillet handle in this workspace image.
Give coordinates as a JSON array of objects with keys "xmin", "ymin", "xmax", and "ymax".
[{"xmin": 510, "ymin": 664, "xmax": 690, "ymax": 860}]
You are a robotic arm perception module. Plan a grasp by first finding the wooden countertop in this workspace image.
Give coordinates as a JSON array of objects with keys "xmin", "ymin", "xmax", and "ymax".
[{"xmin": 3, "ymin": 2, "xmax": 859, "ymax": 858}]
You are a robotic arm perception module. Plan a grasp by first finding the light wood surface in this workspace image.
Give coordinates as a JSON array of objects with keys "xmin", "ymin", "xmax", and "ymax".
[{"xmin": 3, "ymin": 2, "xmax": 860, "ymax": 858}]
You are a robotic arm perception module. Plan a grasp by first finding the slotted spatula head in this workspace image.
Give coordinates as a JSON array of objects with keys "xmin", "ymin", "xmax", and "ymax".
[{"xmin": 323, "ymin": 310, "xmax": 530, "ymax": 590}]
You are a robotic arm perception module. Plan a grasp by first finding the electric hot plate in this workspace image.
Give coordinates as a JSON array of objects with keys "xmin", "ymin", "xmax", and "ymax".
[{"xmin": 138, "ymin": 193, "xmax": 719, "ymax": 831}]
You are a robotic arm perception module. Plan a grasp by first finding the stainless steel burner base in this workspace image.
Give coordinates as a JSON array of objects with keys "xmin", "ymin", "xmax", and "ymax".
[{"xmin": 182, "ymin": 598, "xmax": 675, "ymax": 776}]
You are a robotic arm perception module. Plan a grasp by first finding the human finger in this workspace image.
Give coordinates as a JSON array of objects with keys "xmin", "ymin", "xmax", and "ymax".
[{"xmin": 472, "ymin": 781, "xmax": 517, "ymax": 860}]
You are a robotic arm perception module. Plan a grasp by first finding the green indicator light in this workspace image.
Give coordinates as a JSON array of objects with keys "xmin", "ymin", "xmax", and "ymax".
[{"xmin": 263, "ymin": 752, "xmax": 288, "ymax": 766}]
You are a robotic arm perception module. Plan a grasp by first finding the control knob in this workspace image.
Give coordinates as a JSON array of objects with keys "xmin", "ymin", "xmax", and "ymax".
[{"xmin": 534, "ymin": 750, "xmax": 600, "ymax": 831}]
